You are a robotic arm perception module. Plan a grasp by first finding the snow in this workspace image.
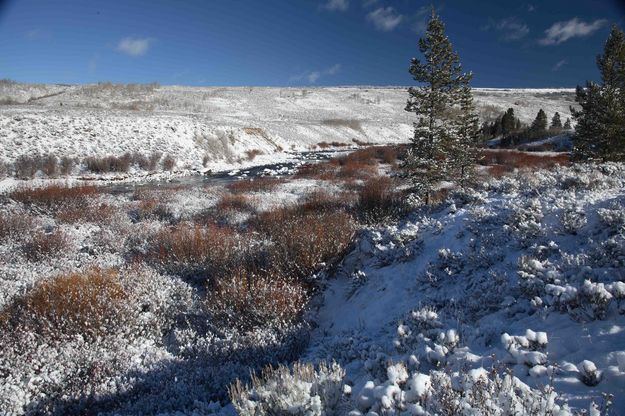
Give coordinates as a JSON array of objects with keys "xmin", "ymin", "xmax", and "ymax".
[
  {"xmin": 305, "ymin": 163, "xmax": 625, "ymax": 413},
  {"xmin": 0, "ymin": 84, "xmax": 576, "ymax": 179}
]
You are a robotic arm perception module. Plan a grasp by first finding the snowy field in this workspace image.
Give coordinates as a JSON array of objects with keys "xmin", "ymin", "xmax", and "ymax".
[
  {"xmin": 1, "ymin": 145, "xmax": 624, "ymax": 414},
  {"xmin": 0, "ymin": 83, "xmax": 576, "ymax": 176}
]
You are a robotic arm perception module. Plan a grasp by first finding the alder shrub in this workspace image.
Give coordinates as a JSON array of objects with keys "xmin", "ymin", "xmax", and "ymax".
[
  {"xmin": 207, "ymin": 267, "xmax": 307, "ymax": 330},
  {"xmin": 0, "ymin": 268, "xmax": 128, "ymax": 341},
  {"xmin": 10, "ymin": 184, "xmax": 98, "ymax": 208},
  {"xmin": 355, "ymin": 176, "xmax": 407, "ymax": 223},
  {"xmin": 227, "ymin": 177, "xmax": 285, "ymax": 193},
  {"xmin": 146, "ymin": 223, "xmax": 248, "ymax": 280},
  {"xmin": 254, "ymin": 208, "xmax": 355, "ymax": 281},
  {"xmin": 84, "ymin": 153, "xmax": 132, "ymax": 173},
  {"xmin": 0, "ymin": 211, "xmax": 34, "ymax": 242},
  {"xmin": 21, "ymin": 230, "xmax": 69, "ymax": 261}
]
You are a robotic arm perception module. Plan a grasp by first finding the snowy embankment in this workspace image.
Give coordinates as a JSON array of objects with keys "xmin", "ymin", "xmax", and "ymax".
[
  {"xmin": 274, "ymin": 163, "xmax": 625, "ymax": 414},
  {"xmin": 0, "ymin": 84, "xmax": 575, "ymax": 178}
]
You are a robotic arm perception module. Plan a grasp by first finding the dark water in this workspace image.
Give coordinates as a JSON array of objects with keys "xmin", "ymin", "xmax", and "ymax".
[{"xmin": 104, "ymin": 149, "xmax": 346, "ymax": 194}]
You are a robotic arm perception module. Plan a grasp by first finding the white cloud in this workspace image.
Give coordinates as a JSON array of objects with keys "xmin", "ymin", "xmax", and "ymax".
[
  {"xmin": 539, "ymin": 18, "xmax": 607, "ymax": 45},
  {"xmin": 116, "ymin": 37, "xmax": 153, "ymax": 56},
  {"xmin": 527, "ymin": 4, "xmax": 535, "ymax": 12},
  {"xmin": 362, "ymin": 0, "xmax": 378, "ymax": 8},
  {"xmin": 552, "ymin": 59, "xmax": 567, "ymax": 71},
  {"xmin": 323, "ymin": 0, "xmax": 349, "ymax": 12},
  {"xmin": 482, "ymin": 17, "xmax": 529, "ymax": 41},
  {"xmin": 289, "ymin": 64, "xmax": 341, "ymax": 84},
  {"xmin": 367, "ymin": 7, "xmax": 403, "ymax": 31}
]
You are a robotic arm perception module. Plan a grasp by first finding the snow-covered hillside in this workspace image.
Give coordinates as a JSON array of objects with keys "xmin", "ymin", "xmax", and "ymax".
[
  {"xmin": 0, "ymin": 84, "xmax": 576, "ymax": 172},
  {"xmin": 298, "ymin": 163, "xmax": 625, "ymax": 414}
]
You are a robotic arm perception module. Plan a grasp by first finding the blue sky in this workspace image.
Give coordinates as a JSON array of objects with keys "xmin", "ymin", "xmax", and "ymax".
[{"xmin": 0, "ymin": 0, "xmax": 623, "ymax": 87}]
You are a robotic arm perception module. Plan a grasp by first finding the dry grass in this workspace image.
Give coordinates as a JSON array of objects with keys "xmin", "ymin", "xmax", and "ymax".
[
  {"xmin": 206, "ymin": 268, "xmax": 307, "ymax": 330},
  {"xmin": 22, "ymin": 230, "xmax": 69, "ymax": 261},
  {"xmin": 0, "ymin": 268, "xmax": 128, "ymax": 340}
]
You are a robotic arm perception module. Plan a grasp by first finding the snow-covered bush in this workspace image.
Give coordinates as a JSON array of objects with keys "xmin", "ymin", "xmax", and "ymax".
[
  {"xmin": 420, "ymin": 249, "xmax": 465, "ymax": 288},
  {"xmin": 577, "ymin": 360, "xmax": 602, "ymax": 386},
  {"xmin": 350, "ymin": 365, "xmax": 572, "ymax": 416},
  {"xmin": 230, "ymin": 361, "xmax": 346, "ymax": 416},
  {"xmin": 505, "ymin": 198, "xmax": 544, "ymax": 245},
  {"xmin": 561, "ymin": 207, "xmax": 587, "ymax": 234},
  {"xmin": 597, "ymin": 205, "xmax": 625, "ymax": 235}
]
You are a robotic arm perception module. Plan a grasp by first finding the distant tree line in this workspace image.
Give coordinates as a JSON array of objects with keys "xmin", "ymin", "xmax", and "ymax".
[{"xmin": 480, "ymin": 108, "xmax": 572, "ymax": 147}]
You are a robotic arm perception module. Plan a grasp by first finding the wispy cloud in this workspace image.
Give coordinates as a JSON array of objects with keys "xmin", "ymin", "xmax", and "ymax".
[
  {"xmin": 116, "ymin": 37, "xmax": 153, "ymax": 56},
  {"xmin": 322, "ymin": 0, "xmax": 349, "ymax": 12},
  {"xmin": 527, "ymin": 4, "xmax": 536, "ymax": 12},
  {"xmin": 552, "ymin": 59, "xmax": 567, "ymax": 71},
  {"xmin": 411, "ymin": 6, "xmax": 431, "ymax": 34},
  {"xmin": 362, "ymin": 0, "xmax": 378, "ymax": 8},
  {"xmin": 367, "ymin": 7, "xmax": 403, "ymax": 31},
  {"xmin": 289, "ymin": 64, "xmax": 341, "ymax": 84},
  {"xmin": 26, "ymin": 29, "xmax": 42, "ymax": 40},
  {"xmin": 539, "ymin": 18, "xmax": 607, "ymax": 45},
  {"xmin": 482, "ymin": 17, "xmax": 529, "ymax": 41}
]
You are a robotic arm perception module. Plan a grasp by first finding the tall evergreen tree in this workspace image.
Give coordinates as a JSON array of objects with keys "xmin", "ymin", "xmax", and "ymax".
[
  {"xmin": 572, "ymin": 25, "xmax": 625, "ymax": 161},
  {"xmin": 550, "ymin": 112, "xmax": 563, "ymax": 131},
  {"xmin": 448, "ymin": 80, "xmax": 481, "ymax": 187},
  {"xmin": 530, "ymin": 109, "xmax": 548, "ymax": 137},
  {"xmin": 563, "ymin": 118, "xmax": 572, "ymax": 130},
  {"xmin": 501, "ymin": 108, "xmax": 517, "ymax": 135},
  {"xmin": 403, "ymin": 8, "xmax": 470, "ymax": 203}
]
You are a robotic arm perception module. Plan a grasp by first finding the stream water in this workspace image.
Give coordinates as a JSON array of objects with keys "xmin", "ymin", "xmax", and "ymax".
[{"xmin": 104, "ymin": 149, "xmax": 347, "ymax": 194}]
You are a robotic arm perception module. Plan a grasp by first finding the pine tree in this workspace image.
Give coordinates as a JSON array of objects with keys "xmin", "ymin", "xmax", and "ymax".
[
  {"xmin": 403, "ymin": 8, "xmax": 470, "ymax": 203},
  {"xmin": 572, "ymin": 25, "xmax": 625, "ymax": 161},
  {"xmin": 563, "ymin": 118, "xmax": 572, "ymax": 130},
  {"xmin": 448, "ymin": 79, "xmax": 481, "ymax": 187},
  {"xmin": 501, "ymin": 108, "xmax": 516, "ymax": 135},
  {"xmin": 530, "ymin": 109, "xmax": 548, "ymax": 137},
  {"xmin": 550, "ymin": 112, "xmax": 563, "ymax": 132}
]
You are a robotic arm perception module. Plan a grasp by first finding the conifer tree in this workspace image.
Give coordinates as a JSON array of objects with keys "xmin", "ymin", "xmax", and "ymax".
[
  {"xmin": 550, "ymin": 112, "xmax": 563, "ymax": 131},
  {"xmin": 403, "ymin": 8, "xmax": 470, "ymax": 203},
  {"xmin": 448, "ymin": 80, "xmax": 481, "ymax": 187},
  {"xmin": 530, "ymin": 109, "xmax": 548, "ymax": 137},
  {"xmin": 501, "ymin": 108, "xmax": 516, "ymax": 135},
  {"xmin": 563, "ymin": 118, "xmax": 572, "ymax": 130},
  {"xmin": 572, "ymin": 25, "xmax": 625, "ymax": 161}
]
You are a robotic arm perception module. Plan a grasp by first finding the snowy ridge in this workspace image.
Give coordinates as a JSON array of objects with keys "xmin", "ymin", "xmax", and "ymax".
[{"xmin": 0, "ymin": 85, "xmax": 576, "ymax": 172}]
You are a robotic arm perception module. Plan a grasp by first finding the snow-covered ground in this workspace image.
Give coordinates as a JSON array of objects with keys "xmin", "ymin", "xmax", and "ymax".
[
  {"xmin": 301, "ymin": 163, "xmax": 625, "ymax": 414},
  {"xmin": 0, "ymin": 83, "xmax": 576, "ymax": 175},
  {"xmin": 2, "ymin": 160, "xmax": 624, "ymax": 415}
]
